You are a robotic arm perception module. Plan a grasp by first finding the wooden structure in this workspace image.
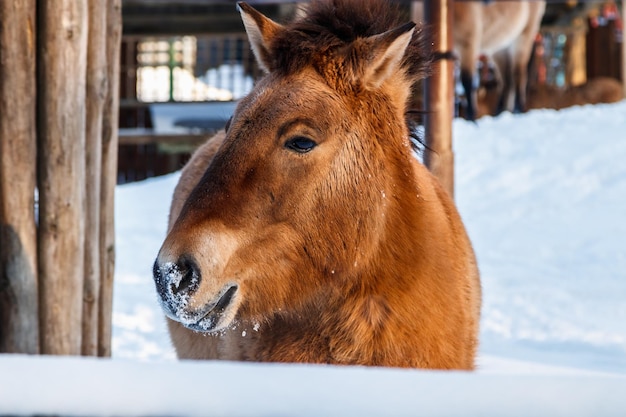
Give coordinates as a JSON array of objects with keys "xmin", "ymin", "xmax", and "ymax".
[
  {"xmin": 0, "ymin": 0, "xmax": 38, "ymax": 354},
  {"xmin": 537, "ymin": 1, "xmax": 624, "ymax": 90},
  {"xmin": 0, "ymin": 1, "xmax": 122, "ymax": 356},
  {"xmin": 586, "ymin": 2, "xmax": 623, "ymax": 84},
  {"xmin": 421, "ymin": 0, "xmax": 455, "ymax": 198}
]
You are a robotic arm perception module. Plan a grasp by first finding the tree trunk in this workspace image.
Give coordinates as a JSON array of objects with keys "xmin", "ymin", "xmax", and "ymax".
[
  {"xmin": 0, "ymin": 0, "xmax": 39, "ymax": 354},
  {"xmin": 82, "ymin": 0, "xmax": 109, "ymax": 356},
  {"xmin": 37, "ymin": 0, "xmax": 89, "ymax": 355},
  {"xmin": 98, "ymin": 0, "xmax": 122, "ymax": 357}
]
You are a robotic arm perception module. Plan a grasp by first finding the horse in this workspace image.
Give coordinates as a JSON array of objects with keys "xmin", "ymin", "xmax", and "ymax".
[
  {"xmin": 152, "ymin": 0, "xmax": 481, "ymax": 370},
  {"xmin": 453, "ymin": 1, "xmax": 546, "ymax": 120}
]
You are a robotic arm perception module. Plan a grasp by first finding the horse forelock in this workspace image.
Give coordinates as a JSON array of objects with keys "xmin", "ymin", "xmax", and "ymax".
[{"xmin": 268, "ymin": 0, "xmax": 431, "ymax": 89}]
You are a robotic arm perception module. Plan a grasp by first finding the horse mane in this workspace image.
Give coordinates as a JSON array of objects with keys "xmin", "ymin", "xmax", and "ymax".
[{"xmin": 269, "ymin": 0, "xmax": 431, "ymax": 83}]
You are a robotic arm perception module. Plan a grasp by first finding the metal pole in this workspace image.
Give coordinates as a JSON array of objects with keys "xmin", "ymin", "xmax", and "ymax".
[
  {"xmin": 169, "ymin": 38, "xmax": 176, "ymax": 101},
  {"xmin": 423, "ymin": 0, "xmax": 455, "ymax": 198}
]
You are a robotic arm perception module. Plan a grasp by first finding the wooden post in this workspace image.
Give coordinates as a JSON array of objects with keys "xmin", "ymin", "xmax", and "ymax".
[
  {"xmin": 37, "ymin": 0, "xmax": 89, "ymax": 355},
  {"xmin": 423, "ymin": 0, "xmax": 455, "ymax": 198},
  {"xmin": 82, "ymin": 1, "xmax": 109, "ymax": 356},
  {"xmin": 98, "ymin": 0, "xmax": 123, "ymax": 357},
  {"xmin": 0, "ymin": 0, "xmax": 39, "ymax": 354}
]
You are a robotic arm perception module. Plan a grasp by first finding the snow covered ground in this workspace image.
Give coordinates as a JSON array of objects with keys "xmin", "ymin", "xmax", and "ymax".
[
  {"xmin": 455, "ymin": 104, "xmax": 626, "ymax": 375},
  {"xmin": 1, "ymin": 101, "xmax": 626, "ymax": 415}
]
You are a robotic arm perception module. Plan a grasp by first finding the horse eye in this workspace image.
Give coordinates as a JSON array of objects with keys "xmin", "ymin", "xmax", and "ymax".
[{"xmin": 284, "ymin": 136, "xmax": 317, "ymax": 153}]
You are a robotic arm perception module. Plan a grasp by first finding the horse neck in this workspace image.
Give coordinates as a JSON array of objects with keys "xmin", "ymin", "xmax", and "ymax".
[
  {"xmin": 277, "ymin": 156, "xmax": 436, "ymax": 365},
  {"xmin": 333, "ymin": 155, "xmax": 449, "ymax": 361}
]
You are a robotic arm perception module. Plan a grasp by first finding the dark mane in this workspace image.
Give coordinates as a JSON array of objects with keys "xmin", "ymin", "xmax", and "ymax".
[{"xmin": 269, "ymin": 0, "xmax": 431, "ymax": 81}]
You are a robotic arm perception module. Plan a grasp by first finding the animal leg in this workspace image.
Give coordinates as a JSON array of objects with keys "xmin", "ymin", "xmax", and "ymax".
[
  {"xmin": 460, "ymin": 68, "xmax": 478, "ymax": 121},
  {"xmin": 492, "ymin": 49, "xmax": 515, "ymax": 114},
  {"xmin": 513, "ymin": 59, "xmax": 528, "ymax": 113},
  {"xmin": 512, "ymin": 1, "xmax": 546, "ymax": 113},
  {"xmin": 510, "ymin": 38, "xmax": 537, "ymax": 114},
  {"xmin": 453, "ymin": 2, "xmax": 482, "ymax": 121}
]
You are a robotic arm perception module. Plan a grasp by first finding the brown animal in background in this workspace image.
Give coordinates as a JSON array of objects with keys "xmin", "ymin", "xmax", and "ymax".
[
  {"xmin": 454, "ymin": 1, "xmax": 546, "ymax": 120},
  {"xmin": 527, "ymin": 77, "xmax": 625, "ymax": 110},
  {"xmin": 153, "ymin": 0, "xmax": 481, "ymax": 369}
]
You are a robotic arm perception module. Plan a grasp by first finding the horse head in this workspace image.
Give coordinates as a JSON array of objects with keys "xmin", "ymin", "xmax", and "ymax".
[{"xmin": 152, "ymin": 0, "xmax": 430, "ymax": 333}]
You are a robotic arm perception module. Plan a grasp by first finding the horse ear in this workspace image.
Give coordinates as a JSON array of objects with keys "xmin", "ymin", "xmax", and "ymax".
[
  {"xmin": 238, "ymin": 2, "xmax": 283, "ymax": 73},
  {"xmin": 360, "ymin": 22, "xmax": 416, "ymax": 88}
]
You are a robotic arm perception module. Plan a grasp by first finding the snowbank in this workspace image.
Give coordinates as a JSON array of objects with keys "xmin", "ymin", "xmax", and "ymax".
[{"xmin": 1, "ymin": 354, "xmax": 625, "ymax": 417}]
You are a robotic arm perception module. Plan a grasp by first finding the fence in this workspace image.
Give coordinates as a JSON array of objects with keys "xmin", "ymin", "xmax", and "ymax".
[
  {"xmin": 0, "ymin": 0, "xmax": 121, "ymax": 357},
  {"xmin": 118, "ymin": 33, "xmax": 262, "ymax": 183}
]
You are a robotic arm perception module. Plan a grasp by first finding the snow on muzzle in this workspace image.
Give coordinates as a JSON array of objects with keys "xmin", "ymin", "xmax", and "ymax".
[{"xmin": 152, "ymin": 229, "xmax": 241, "ymax": 332}]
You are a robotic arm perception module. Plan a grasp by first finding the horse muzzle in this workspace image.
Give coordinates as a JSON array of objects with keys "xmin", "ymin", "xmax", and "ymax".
[{"xmin": 152, "ymin": 256, "xmax": 239, "ymax": 332}]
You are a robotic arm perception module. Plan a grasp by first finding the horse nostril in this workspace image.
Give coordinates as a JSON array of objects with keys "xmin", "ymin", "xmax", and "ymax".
[
  {"xmin": 170, "ymin": 256, "xmax": 201, "ymax": 296},
  {"xmin": 154, "ymin": 256, "xmax": 201, "ymax": 298}
]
